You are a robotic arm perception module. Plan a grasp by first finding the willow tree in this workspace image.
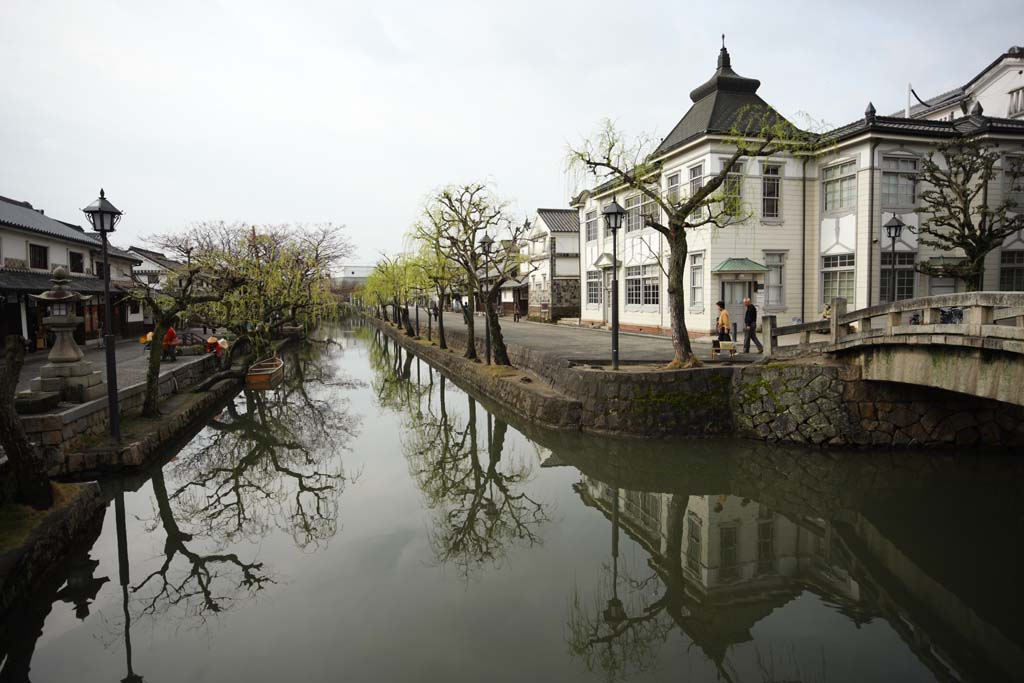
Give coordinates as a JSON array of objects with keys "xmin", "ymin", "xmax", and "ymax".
[
  {"xmin": 410, "ymin": 213, "xmax": 464, "ymax": 350},
  {"xmin": 914, "ymin": 139, "xmax": 1024, "ymax": 290},
  {"xmin": 568, "ymin": 112, "xmax": 812, "ymax": 368},
  {"xmin": 191, "ymin": 223, "xmax": 347, "ymax": 363}
]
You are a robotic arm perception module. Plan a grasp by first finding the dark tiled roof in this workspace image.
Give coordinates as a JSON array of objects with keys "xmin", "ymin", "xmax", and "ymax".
[
  {"xmin": 129, "ymin": 245, "xmax": 182, "ymax": 270},
  {"xmin": 0, "ymin": 195, "xmax": 96, "ymax": 247},
  {"xmin": 652, "ymin": 47, "xmax": 791, "ymax": 159},
  {"xmin": 536, "ymin": 208, "xmax": 579, "ymax": 233},
  {"xmin": 820, "ymin": 112, "xmax": 1024, "ymax": 144},
  {"xmin": 0, "ymin": 195, "xmax": 139, "ymax": 264},
  {"xmin": 890, "ymin": 46, "xmax": 1024, "ymax": 118},
  {"xmin": 0, "ymin": 268, "xmax": 125, "ymax": 294}
]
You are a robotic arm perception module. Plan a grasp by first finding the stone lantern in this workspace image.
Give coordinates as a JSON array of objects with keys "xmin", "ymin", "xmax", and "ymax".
[{"xmin": 26, "ymin": 266, "xmax": 106, "ymax": 403}]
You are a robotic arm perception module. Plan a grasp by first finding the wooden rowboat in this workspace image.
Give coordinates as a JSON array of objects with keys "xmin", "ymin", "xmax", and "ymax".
[{"xmin": 246, "ymin": 356, "xmax": 284, "ymax": 390}]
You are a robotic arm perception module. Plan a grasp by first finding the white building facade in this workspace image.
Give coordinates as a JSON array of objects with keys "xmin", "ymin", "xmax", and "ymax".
[
  {"xmin": 523, "ymin": 208, "xmax": 581, "ymax": 321},
  {"xmin": 574, "ymin": 45, "xmax": 1024, "ymax": 337}
]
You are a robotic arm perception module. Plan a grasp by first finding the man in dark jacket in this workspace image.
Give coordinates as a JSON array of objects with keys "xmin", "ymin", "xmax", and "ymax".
[{"xmin": 743, "ymin": 297, "xmax": 763, "ymax": 354}]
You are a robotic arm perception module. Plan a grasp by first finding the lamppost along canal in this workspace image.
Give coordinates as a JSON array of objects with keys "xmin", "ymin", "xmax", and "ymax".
[
  {"xmin": 884, "ymin": 214, "xmax": 905, "ymax": 303},
  {"xmin": 82, "ymin": 188, "xmax": 123, "ymax": 442},
  {"xmin": 602, "ymin": 199, "xmax": 625, "ymax": 370},
  {"xmin": 479, "ymin": 233, "xmax": 494, "ymax": 365}
]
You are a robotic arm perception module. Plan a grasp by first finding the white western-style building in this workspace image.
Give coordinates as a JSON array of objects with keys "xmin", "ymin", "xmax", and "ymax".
[{"xmin": 573, "ymin": 44, "xmax": 1024, "ymax": 336}]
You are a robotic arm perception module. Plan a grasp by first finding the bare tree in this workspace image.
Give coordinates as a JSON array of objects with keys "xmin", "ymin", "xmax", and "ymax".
[{"xmin": 914, "ymin": 139, "xmax": 1024, "ymax": 290}]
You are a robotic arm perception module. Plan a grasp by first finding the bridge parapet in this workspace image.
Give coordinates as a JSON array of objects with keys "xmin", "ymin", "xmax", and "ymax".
[{"xmin": 765, "ymin": 292, "xmax": 1024, "ymax": 358}]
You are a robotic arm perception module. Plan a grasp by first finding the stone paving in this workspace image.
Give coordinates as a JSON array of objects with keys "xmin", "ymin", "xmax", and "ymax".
[
  {"xmin": 17, "ymin": 338, "xmax": 204, "ymax": 393},
  {"xmin": 423, "ymin": 309, "xmax": 761, "ymax": 364}
]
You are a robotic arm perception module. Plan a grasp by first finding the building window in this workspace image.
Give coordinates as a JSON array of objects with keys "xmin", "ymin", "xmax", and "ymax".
[
  {"xmin": 1000, "ymin": 251, "xmax": 1024, "ymax": 291},
  {"xmin": 690, "ymin": 253, "xmax": 704, "ymax": 307},
  {"xmin": 94, "ymin": 261, "xmax": 105, "ymax": 278},
  {"xmin": 585, "ymin": 210, "xmax": 597, "ymax": 242},
  {"xmin": 625, "ymin": 266, "xmax": 642, "ymax": 305},
  {"xmin": 642, "ymin": 265, "xmax": 660, "ymax": 305},
  {"xmin": 822, "ymin": 253, "xmax": 855, "ymax": 304},
  {"xmin": 823, "ymin": 161, "xmax": 856, "ymax": 211},
  {"xmin": 1009, "ymin": 87, "xmax": 1024, "ymax": 117},
  {"xmin": 147, "ymin": 273, "xmax": 159, "ymax": 284},
  {"xmin": 722, "ymin": 162, "xmax": 743, "ymax": 216},
  {"xmin": 603, "ymin": 202, "xmax": 614, "ymax": 238},
  {"xmin": 625, "ymin": 191, "xmax": 658, "ymax": 232},
  {"xmin": 879, "ymin": 252, "xmax": 916, "ymax": 302},
  {"xmin": 686, "ymin": 517, "xmax": 701, "ymax": 573},
  {"xmin": 29, "ymin": 244, "xmax": 48, "ymax": 270},
  {"xmin": 128, "ymin": 299, "xmax": 140, "ymax": 314},
  {"xmin": 689, "ymin": 163, "xmax": 704, "ymax": 220},
  {"xmin": 719, "ymin": 526, "xmax": 739, "ymax": 581},
  {"xmin": 667, "ymin": 172, "xmax": 681, "ymax": 204},
  {"xmin": 1007, "ymin": 156, "xmax": 1024, "ymax": 207},
  {"xmin": 881, "ymin": 156, "xmax": 918, "ymax": 206},
  {"xmin": 757, "ymin": 519, "xmax": 775, "ymax": 575},
  {"xmin": 586, "ymin": 270, "xmax": 602, "ymax": 304},
  {"xmin": 761, "ymin": 163, "xmax": 781, "ymax": 219},
  {"xmin": 69, "ymin": 251, "xmax": 84, "ymax": 274},
  {"xmin": 764, "ymin": 252, "xmax": 785, "ymax": 307}
]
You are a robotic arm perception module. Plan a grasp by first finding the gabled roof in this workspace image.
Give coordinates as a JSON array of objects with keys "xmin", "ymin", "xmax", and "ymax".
[
  {"xmin": 712, "ymin": 257, "xmax": 768, "ymax": 273},
  {"xmin": 891, "ymin": 45, "xmax": 1024, "ymax": 118},
  {"xmin": 0, "ymin": 195, "xmax": 96, "ymax": 247},
  {"xmin": 821, "ymin": 107, "xmax": 1024, "ymax": 145},
  {"xmin": 0, "ymin": 195, "xmax": 140, "ymax": 264},
  {"xmin": 536, "ymin": 208, "xmax": 579, "ymax": 233},
  {"xmin": 652, "ymin": 46, "xmax": 791, "ymax": 159},
  {"xmin": 129, "ymin": 245, "xmax": 182, "ymax": 271}
]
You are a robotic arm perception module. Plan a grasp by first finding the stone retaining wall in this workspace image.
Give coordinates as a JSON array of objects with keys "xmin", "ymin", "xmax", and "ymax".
[
  {"xmin": 20, "ymin": 354, "xmax": 219, "ymax": 463},
  {"xmin": 379, "ymin": 320, "xmax": 1024, "ymax": 447}
]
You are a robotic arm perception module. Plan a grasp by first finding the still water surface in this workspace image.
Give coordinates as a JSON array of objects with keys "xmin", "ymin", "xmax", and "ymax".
[{"xmin": 6, "ymin": 324, "xmax": 1023, "ymax": 682}]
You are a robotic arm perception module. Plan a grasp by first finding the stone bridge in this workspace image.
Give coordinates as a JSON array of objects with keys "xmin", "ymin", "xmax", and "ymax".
[{"xmin": 764, "ymin": 292, "xmax": 1024, "ymax": 407}]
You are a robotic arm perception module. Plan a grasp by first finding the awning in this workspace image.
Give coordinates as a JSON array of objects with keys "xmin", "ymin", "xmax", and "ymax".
[
  {"xmin": 712, "ymin": 257, "xmax": 769, "ymax": 274},
  {"xmin": 0, "ymin": 269, "xmax": 127, "ymax": 294},
  {"xmin": 593, "ymin": 253, "xmax": 620, "ymax": 268}
]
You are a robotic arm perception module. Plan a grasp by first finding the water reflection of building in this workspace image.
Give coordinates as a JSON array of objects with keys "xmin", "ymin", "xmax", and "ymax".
[{"xmin": 576, "ymin": 476, "xmax": 1024, "ymax": 681}]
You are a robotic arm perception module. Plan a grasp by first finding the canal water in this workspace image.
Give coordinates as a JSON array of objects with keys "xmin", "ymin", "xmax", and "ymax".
[{"xmin": 4, "ymin": 323, "xmax": 1023, "ymax": 682}]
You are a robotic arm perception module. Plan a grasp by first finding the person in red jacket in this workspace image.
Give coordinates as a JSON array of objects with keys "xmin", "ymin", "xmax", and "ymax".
[{"xmin": 162, "ymin": 326, "xmax": 178, "ymax": 361}]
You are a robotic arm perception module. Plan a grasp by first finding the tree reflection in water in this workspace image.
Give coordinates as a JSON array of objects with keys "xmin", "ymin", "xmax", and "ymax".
[
  {"xmin": 367, "ymin": 332, "xmax": 549, "ymax": 578},
  {"xmin": 133, "ymin": 334, "xmax": 362, "ymax": 620}
]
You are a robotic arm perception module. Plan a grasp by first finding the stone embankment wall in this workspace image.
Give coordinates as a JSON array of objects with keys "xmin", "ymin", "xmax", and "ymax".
[
  {"xmin": 381, "ymin": 320, "xmax": 1024, "ymax": 447},
  {"xmin": 20, "ymin": 354, "xmax": 219, "ymax": 465}
]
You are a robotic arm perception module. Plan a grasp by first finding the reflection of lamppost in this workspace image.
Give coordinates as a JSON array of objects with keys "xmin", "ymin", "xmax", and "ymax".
[
  {"xmin": 82, "ymin": 189, "xmax": 123, "ymax": 442},
  {"xmin": 479, "ymin": 234, "xmax": 494, "ymax": 365},
  {"xmin": 114, "ymin": 488, "xmax": 144, "ymax": 682},
  {"xmin": 603, "ymin": 201, "xmax": 626, "ymax": 371},
  {"xmin": 884, "ymin": 215, "xmax": 905, "ymax": 304},
  {"xmin": 603, "ymin": 487, "xmax": 627, "ymax": 626}
]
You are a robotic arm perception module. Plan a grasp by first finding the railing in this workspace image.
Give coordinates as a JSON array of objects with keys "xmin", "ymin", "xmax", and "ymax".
[{"xmin": 763, "ymin": 292, "xmax": 1024, "ymax": 357}]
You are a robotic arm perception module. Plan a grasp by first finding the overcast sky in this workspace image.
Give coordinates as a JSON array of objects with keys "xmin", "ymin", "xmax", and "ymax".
[{"xmin": 2, "ymin": 1, "xmax": 1020, "ymax": 265}]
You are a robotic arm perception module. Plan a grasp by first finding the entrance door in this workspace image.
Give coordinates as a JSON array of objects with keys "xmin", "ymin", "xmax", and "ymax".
[
  {"xmin": 602, "ymin": 270, "xmax": 612, "ymax": 324},
  {"xmin": 722, "ymin": 281, "xmax": 751, "ymax": 336}
]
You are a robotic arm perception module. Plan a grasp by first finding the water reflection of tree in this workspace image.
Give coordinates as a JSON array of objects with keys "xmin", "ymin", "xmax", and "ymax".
[
  {"xmin": 367, "ymin": 332, "xmax": 549, "ymax": 578},
  {"xmin": 134, "ymin": 336, "xmax": 361, "ymax": 619}
]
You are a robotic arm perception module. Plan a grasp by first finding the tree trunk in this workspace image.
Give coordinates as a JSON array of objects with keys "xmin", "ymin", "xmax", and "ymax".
[
  {"xmin": 484, "ymin": 288, "xmax": 510, "ymax": 366},
  {"xmin": 666, "ymin": 230, "xmax": 700, "ymax": 368},
  {"xmin": 462, "ymin": 292, "xmax": 477, "ymax": 360},
  {"xmin": 142, "ymin": 319, "xmax": 168, "ymax": 417},
  {"xmin": 436, "ymin": 286, "xmax": 447, "ymax": 350},
  {"xmin": 0, "ymin": 336, "xmax": 53, "ymax": 509},
  {"xmin": 401, "ymin": 304, "xmax": 415, "ymax": 337},
  {"xmin": 380, "ymin": 301, "xmax": 389, "ymax": 322}
]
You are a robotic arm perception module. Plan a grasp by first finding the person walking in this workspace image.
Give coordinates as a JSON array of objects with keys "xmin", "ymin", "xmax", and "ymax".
[
  {"xmin": 715, "ymin": 301, "xmax": 731, "ymax": 342},
  {"xmin": 743, "ymin": 297, "xmax": 763, "ymax": 354}
]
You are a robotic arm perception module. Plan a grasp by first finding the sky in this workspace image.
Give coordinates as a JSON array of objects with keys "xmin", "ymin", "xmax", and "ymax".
[{"xmin": 1, "ymin": 0, "xmax": 1021, "ymax": 266}]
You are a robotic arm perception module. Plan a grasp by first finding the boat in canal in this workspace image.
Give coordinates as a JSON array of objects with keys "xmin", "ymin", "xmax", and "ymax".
[{"xmin": 245, "ymin": 356, "xmax": 284, "ymax": 390}]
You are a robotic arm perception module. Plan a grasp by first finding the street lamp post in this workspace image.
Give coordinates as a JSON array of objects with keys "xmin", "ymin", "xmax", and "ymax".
[
  {"xmin": 479, "ymin": 234, "xmax": 494, "ymax": 365},
  {"xmin": 884, "ymin": 215, "xmax": 905, "ymax": 304},
  {"xmin": 603, "ymin": 200, "xmax": 626, "ymax": 370},
  {"xmin": 83, "ymin": 189, "xmax": 123, "ymax": 442}
]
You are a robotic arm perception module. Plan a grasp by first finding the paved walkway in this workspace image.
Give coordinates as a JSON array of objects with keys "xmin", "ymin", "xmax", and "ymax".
[
  {"xmin": 414, "ymin": 308, "xmax": 761, "ymax": 364},
  {"xmin": 17, "ymin": 337, "xmax": 205, "ymax": 392}
]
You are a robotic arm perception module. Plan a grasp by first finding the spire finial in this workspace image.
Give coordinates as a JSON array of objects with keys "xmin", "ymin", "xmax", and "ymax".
[
  {"xmin": 722, "ymin": 33, "xmax": 725, "ymax": 49},
  {"xmin": 99, "ymin": 188, "xmax": 105, "ymax": 198},
  {"xmin": 865, "ymin": 102, "xmax": 876, "ymax": 121},
  {"xmin": 717, "ymin": 35, "xmax": 731, "ymax": 69}
]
